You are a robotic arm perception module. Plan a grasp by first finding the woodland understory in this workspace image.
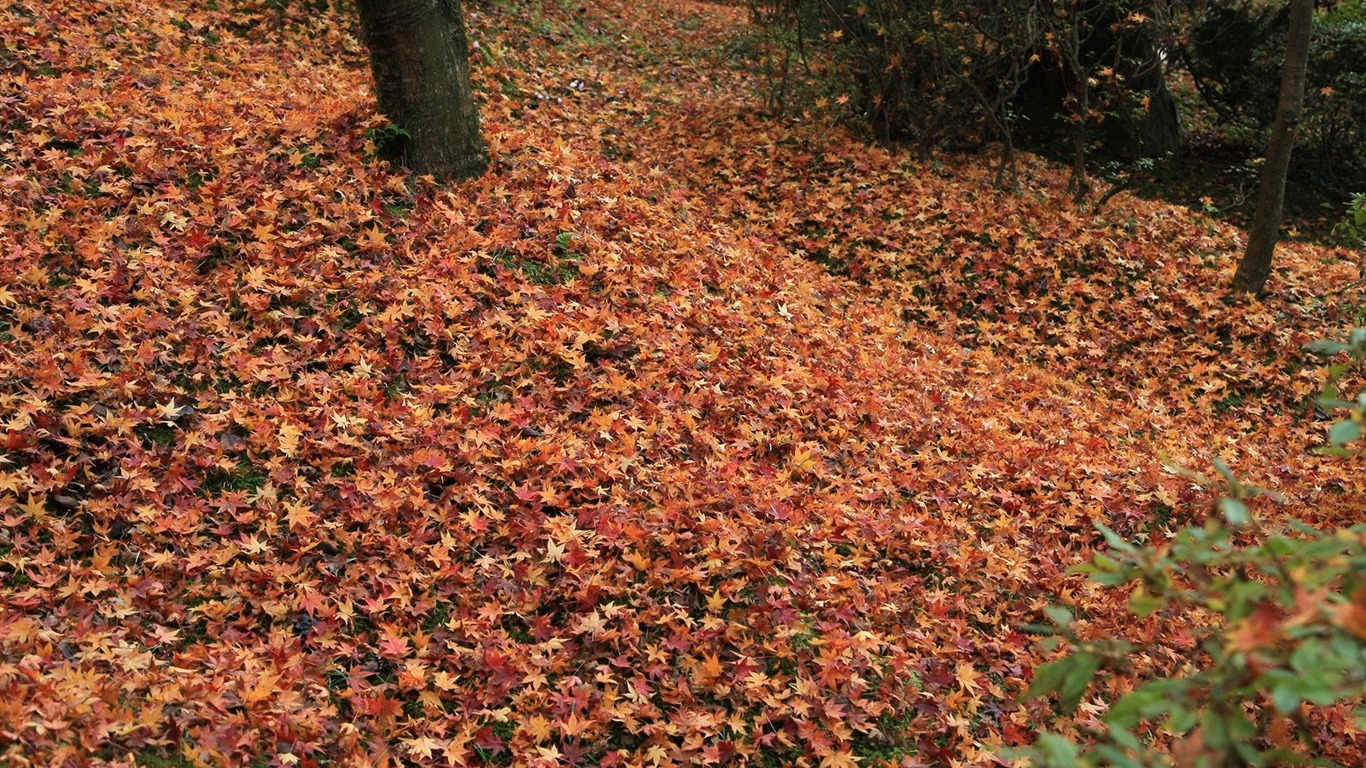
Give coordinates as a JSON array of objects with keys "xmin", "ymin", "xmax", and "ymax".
[{"xmin": 0, "ymin": 0, "xmax": 1363, "ymax": 766}]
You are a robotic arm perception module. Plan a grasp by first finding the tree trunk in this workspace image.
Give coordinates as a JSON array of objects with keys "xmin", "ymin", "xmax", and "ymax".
[
  {"xmin": 1231, "ymin": 0, "xmax": 1313, "ymax": 294},
  {"xmin": 356, "ymin": 0, "xmax": 488, "ymax": 180},
  {"xmin": 1064, "ymin": 14, "xmax": 1091, "ymax": 205}
]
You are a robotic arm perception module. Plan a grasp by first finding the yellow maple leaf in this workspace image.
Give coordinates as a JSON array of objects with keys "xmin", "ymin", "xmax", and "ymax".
[
  {"xmin": 955, "ymin": 661, "xmax": 982, "ymax": 694},
  {"xmin": 277, "ymin": 422, "xmax": 301, "ymax": 457},
  {"xmin": 403, "ymin": 736, "xmax": 442, "ymax": 760},
  {"xmin": 820, "ymin": 751, "xmax": 860, "ymax": 768}
]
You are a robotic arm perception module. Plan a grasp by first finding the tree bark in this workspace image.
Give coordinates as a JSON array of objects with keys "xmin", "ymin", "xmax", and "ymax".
[
  {"xmin": 356, "ymin": 0, "xmax": 488, "ymax": 180},
  {"xmin": 1231, "ymin": 0, "xmax": 1314, "ymax": 294}
]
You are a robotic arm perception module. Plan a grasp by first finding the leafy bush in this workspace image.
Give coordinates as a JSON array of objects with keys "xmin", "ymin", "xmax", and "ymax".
[
  {"xmin": 1184, "ymin": 3, "xmax": 1366, "ymax": 176},
  {"xmin": 742, "ymin": 0, "xmax": 1181, "ymax": 189},
  {"xmin": 1312, "ymin": 328, "xmax": 1366, "ymax": 454},
  {"xmin": 1322, "ymin": 0, "xmax": 1366, "ymax": 26},
  {"xmin": 1330, "ymin": 192, "xmax": 1366, "ymax": 248},
  {"xmin": 1306, "ymin": 21, "xmax": 1366, "ymax": 172},
  {"xmin": 1012, "ymin": 330, "xmax": 1366, "ymax": 767},
  {"xmin": 742, "ymin": 0, "xmax": 1037, "ymax": 149},
  {"xmin": 1181, "ymin": 2, "xmax": 1284, "ymax": 132}
]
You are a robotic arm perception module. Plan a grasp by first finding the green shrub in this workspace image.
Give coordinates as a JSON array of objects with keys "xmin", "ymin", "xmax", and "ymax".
[
  {"xmin": 1322, "ymin": 0, "xmax": 1366, "ymax": 26},
  {"xmin": 743, "ymin": 0, "xmax": 1037, "ymax": 149},
  {"xmin": 1330, "ymin": 192, "xmax": 1366, "ymax": 249},
  {"xmin": 1184, "ymin": 4, "xmax": 1366, "ymax": 176},
  {"xmin": 1011, "ymin": 330, "xmax": 1366, "ymax": 767},
  {"xmin": 1304, "ymin": 21, "xmax": 1366, "ymax": 172},
  {"xmin": 743, "ymin": 0, "xmax": 1182, "ymax": 188}
]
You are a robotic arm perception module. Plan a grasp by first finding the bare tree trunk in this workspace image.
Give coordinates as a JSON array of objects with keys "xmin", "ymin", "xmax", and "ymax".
[
  {"xmin": 1231, "ymin": 0, "xmax": 1314, "ymax": 294},
  {"xmin": 356, "ymin": 0, "xmax": 488, "ymax": 180},
  {"xmin": 1070, "ymin": 74, "xmax": 1090, "ymax": 205},
  {"xmin": 1062, "ymin": 12, "xmax": 1091, "ymax": 205}
]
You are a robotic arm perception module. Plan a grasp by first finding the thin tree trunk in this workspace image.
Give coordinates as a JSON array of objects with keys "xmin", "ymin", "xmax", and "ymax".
[
  {"xmin": 1065, "ymin": 16, "xmax": 1090, "ymax": 205},
  {"xmin": 1231, "ymin": 0, "xmax": 1314, "ymax": 294},
  {"xmin": 1070, "ymin": 75, "xmax": 1090, "ymax": 205},
  {"xmin": 356, "ymin": 0, "xmax": 488, "ymax": 180}
]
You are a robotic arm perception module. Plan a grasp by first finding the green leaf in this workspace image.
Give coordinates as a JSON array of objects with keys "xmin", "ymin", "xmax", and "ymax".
[
  {"xmin": 1305, "ymin": 340, "xmax": 1349, "ymax": 354},
  {"xmin": 1270, "ymin": 671, "xmax": 1342, "ymax": 714},
  {"xmin": 1200, "ymin": 708, "xmax": 1230, "ymax": 751},
  {"xmin": 1127, "ymin": 589, "xmax": 1163, "ymax": 619},
  {"xmin": 1092, "ymin": 553, "xmax": 1121, "ymax": 572},
  {"xmin": 1271, "ymin": 684, "xmax": 1301, "ymax": 715},
  {"xmin": 1088, "ymin": 572, "xmax": 1131, "ymax": 586},
  {"xmin": 1316, "ymin": 396, "xmax": 1354, "ymax": 409},
  {"xmin": 1327, "ymin": 419, "xmax": 1362, "ymax": 446},
  {"xmin": 1274, "ymin": 677, "xmax": 1336, "ymax": 713},
  {"xmin": 1059, "ymin": 652, "xmax": 1101, "ymax": 714},
  {"xmin": 1096, "ymin": 523, "xmax": 1139, "ymax": 554},
  {"xmin": 1106, "ymin": 679, "xmax": 1192, "ymax": 728},
  {"xmin": 1093, "ymin": 744, "xmax": 1141, "ymax": 768},
  {"xmin": 1025, "ymin": 659, "xmax": 1073, "ymax": 700},
  {"xmin": 1287, "ymin": 519, "xmax": 1324, "ymax": 536},
  {"xmin": 1232, "ymin": 741, "xmax": 1266, "ymax": 767},
  {"xmin": 1289, "ymin": 639, "xmax": 1322, "ymax": 673},
  {"xmin": 1105, "ymin": 688, "xmax": 1166, "ymax": 728},
  {"xmin": 1327, "ymin": 362, "xmax": 1354, "ymax": 380},
  {"xmin": 1044, "ymin": 605, "xmax": 1074, "ymax": 628},
  {"xmin": 1107, "ymin": 724, "xmax": 1143, "ymax": 752},
  {"xmin": 1167, "ymin": 705, "xmax": 1197, "ymax": 734},
  {"xmin": 1220, "ymin": 497, "xmax": 1251, "ymax": 526},
  {"xmin": 1263, "ymin": 536, "xmax": 1296, "ymax": 557},
  {"xmin": 1035, "ymin": 732, "xmax": 1081, "ymax": 767},
  {"xmin": 1228, "ymin": 708, "xmax": 1257, "ymax": 741}
]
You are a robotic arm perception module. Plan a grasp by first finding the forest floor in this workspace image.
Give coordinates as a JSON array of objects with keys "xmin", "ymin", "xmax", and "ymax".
[{"xmin": 1, "ymin": 0, "xmax": 1363, "ymax": 766}]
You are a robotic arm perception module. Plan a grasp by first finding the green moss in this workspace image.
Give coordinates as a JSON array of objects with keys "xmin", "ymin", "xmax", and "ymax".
[
  {"xmin": 200, "ymin": 456, "xmax": 267, "ymax": 497},
  {"xmin": 136, "ymin": 422, "xmax": 178, "ymax": 448},
  {"xmin": 136, "ymin": 751, "xmax": 197, "ymax": 768},
  {"xmin": 851, "ymin": 711, "xmax": 919, "ymax": 762},
  {"xmin": 493, "ymin": 248, "xmax": 581, "ymax": 286}
]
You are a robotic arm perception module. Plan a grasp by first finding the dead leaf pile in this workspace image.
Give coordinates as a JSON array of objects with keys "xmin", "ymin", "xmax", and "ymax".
[{"xmin": 0, "ymin": 0, "xmax": 1360, "ymax": 765}]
